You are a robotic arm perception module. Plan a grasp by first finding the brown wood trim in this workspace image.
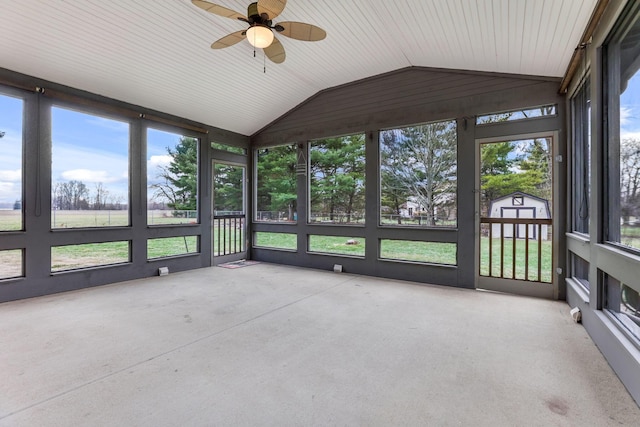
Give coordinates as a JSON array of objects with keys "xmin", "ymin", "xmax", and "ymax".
[
  {"xmin": 559, "ymin": 0, "xmax": 610, "ymax": 93},
  {"xmin": 41, "ymin": 88, "xmax": 208, "ymax": 134},
  {"xmin": 142, "ymin": 113, "xmax": 208, "ymax": 134},
  {"xmin": 42, "ymin": 88, "xmax": 140, "ymax": 119},
  {"xmin": 0, "ymin": 76, "xmax": 37, "ymax": 92}
]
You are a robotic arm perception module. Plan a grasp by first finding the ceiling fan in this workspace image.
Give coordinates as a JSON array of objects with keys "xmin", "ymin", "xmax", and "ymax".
[{"xmin": 192, "ymin": 0, "xmax": 326, "ymax": 64}]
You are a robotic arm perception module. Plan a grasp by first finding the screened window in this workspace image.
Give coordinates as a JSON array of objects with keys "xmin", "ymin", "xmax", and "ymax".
[
  {"xmin": 0, "ymin": 249, "xmax": 23, "ymax": 279},
  {"xmin": 308, "ymin": 235, "xmax": 365, "ymax": 257},
  {"xmin": 380, "ymin": 240, "xmax": 456, "ymax": 265},
  {"xmin": 0, "ymin": 93, "xmax": 23, "ymax": 231},
  {"xmin": 51, "ymin": 241, "xmax": 130, "ymax": 272},
  {"xmin": 51, "ymin": 106, "xmax": 129, "ymax": 228},
  {"xmin": 256, "ymin": 145, "xmax": 297, "ymax": 222},
  {"xmin": 309, "ymin": 134, "xmax": 365, "ymax": 224},
  {"xmin": 606, "ymin": 4, "xmax": 640, "ymax": 252},
  {"xmin": 254, "ymin": 232, "xmax": 297, "ymax": 250},
  {"xmin": 380, "ymin": 120, "xmax": 457, "ymax": 227},
  {"xmin": 147, "ymin": 236, "xmax": 198, "ymax": 259},
  {"xmin": 212, "ymin": 142, "xmax": 246, "ymax": 155},
  {"xmin": 476, "ymin": 105, "xmax": 557, "ymax": 125},
  {"xmin": 571, "ymin": 78, "xmax": 591, "ymax": 234},
  {"xmin": 147, "ymin": 128, "xmax": 199, "ymax": 225},
  {"xmin": 604, "ymin": 274, "xmax": 640, "ymax": 344},
  {"xmin": 570, "ymin": 252, "xmax": 590, "ymax": 291}
]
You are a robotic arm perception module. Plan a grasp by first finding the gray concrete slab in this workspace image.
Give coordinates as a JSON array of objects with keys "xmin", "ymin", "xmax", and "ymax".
[{"xmin": 1, "ymin": 263, "xmax": 639, "ymax": 426}]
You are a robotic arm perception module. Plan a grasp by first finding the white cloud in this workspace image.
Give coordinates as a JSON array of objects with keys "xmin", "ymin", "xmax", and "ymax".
[
  {"xmin": 61, "ymin": 169, "xmax": 119, "ymax": 183},
  {"xmin": 148, "ymin": 155, "xmax": 172, "ymax": 169},
  {"xmin": 0, "ymin": 169, "xmax": 21, "ymax": 181},
  {"xmin": 0, "ymin": 181, "xmax": 19, "ymax": 203},
  {"xmin": 620, "ymin": 106, "xmax": 633, "ymax": 126},
  {"xmin": 621, "ymin": 130, "xmax": 640, "ymax": 141},
  {"xmin": 86, "ymin": 117, "xmax": 129, "ymax": 132}
]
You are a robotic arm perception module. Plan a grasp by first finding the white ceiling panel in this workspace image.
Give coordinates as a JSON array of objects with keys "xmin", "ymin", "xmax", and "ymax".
[{"xmin": 0, "ymin": 0, "xmax": 597, "ymax": 136}]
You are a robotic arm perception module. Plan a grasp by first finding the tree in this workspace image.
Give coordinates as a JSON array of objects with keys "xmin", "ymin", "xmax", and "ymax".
[
  {"xmin": 480, "ymin": 138, "xmax": 552, "ymax": 215},
  {"xmin": 256, "ymin": 145, "xmax": 297, "ymax": 220},
  {"xmin": 213, "ymin": 163, "xmax": 244, "ymax": 213},
  {"xmin": 380, "ymin": 130, "xmax": 411, "ymax": 224},
  {"xmin": 93, "ymin": 183, "xmax": 109, "ymax": 210},
  {"xmin": 621, "ymin": 138, "xmax": 640, "ymax": 222},
  {"xmin": 381, "ymin": 122, "xmax": 457, "ymax": 226},
  {"xmin": 151, "ymin": 137, "xmax": 198, "ymax": 211},
  {"xmin": 518, "ymin": 138, "xmax": 552, "ymax": 202},
  {"xmin": 310, "ymin": 135, "xmax": 365, "ymax": 222},
  {"xmin": 54, "ymin": 180, "xmax": 89, "ymax": 210}
]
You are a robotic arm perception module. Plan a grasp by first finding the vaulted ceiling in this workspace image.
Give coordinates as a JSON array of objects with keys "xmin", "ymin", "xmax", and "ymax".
[{"xmin": 0, "ymin": 0, "xmax": 596, "ymax": 136}]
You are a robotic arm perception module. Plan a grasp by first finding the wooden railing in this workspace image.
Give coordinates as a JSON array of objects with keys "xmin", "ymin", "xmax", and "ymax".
[
  {"xmin": 213, "ymin": 214, "xmax": 245, "ymax": 256},
  {"xmin": 480, "ymin": 217, "xmax": 553, "ymax": 283}
]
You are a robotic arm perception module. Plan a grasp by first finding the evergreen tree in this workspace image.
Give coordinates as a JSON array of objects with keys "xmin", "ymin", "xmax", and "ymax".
[
  {"xmin": 213, "ymin": 163, "xmax": 244, "ymax": 213},
  {"xmin": 152, "ymin": 137, "xmax": 198, "ymax": 211},
  {"xmin": 256, "ymin": 145, "xmax": 297, "ymax": 220},
  {"xmin": 480, "ymin": 139, "xmax": 552, "ymax": 215},
  {"xmin": 310, "ymin": 135, "xmax": 365, "ymax": 222},
  {"xmin": 517, "ymin": 138, "xmax": 552, "ymax": 201}
]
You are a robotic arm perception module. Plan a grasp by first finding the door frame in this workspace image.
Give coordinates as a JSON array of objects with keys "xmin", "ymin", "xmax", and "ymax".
[
  {"xmin": 211, "ymin": 159, "xmax": 248, "ymax": 266},
  {"xmin": 475, "ymin": 131, "xmax": 560, "ymax": 299}
]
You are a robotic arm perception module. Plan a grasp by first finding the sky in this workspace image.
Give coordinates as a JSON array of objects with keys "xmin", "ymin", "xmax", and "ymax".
[
  {"xmin": 0, "ymin": 94, "xmax": 183, "ymax": 206},
  {"xmin": 621, "ymin": 72, "xmax": 640, "ymax": 141}
]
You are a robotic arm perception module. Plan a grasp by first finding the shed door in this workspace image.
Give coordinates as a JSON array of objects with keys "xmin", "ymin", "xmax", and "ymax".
[
  {"xmin": 476, "ymin": 136, "xmax": 556, "ymax": 299},
  {"xmin": 501, "ymin": 207, "xmax": 536, "ymax": 238}
]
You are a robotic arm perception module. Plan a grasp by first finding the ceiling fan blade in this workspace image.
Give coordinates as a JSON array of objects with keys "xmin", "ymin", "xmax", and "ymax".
[
  {"xmin": 211, "ymin": 31, "xmax": 246, "ymax": 49},
  {"xmin": 192, "ymin": 0, "xmax": 245, "ymax": 20},
  {"xmin": 276, "ymin": 21, "xmax": 326, "ymax": 41},
  {"xmin": 257, "ymin": 0, "xmax": 287, "ymax": 20},
  {"xmin": 264, "ymin": 36, "xmax": 286, "ymax": 63}
]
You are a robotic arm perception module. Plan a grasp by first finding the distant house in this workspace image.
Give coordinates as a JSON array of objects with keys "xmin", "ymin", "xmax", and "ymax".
[
  {"xmin": 398, "ymin": 194, "xmax": 456, "ymax": 222},
  {"xmin": 399, "ymin": 199, "xmax": 421, "ymax": 218},
  {"xmin": 488, "ymin": 192, "xmax": 550, "ymax": 240}
]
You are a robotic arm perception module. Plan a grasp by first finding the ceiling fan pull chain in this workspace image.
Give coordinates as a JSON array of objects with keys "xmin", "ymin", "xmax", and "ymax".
[{"xmin": 264, "ymin": 50, "xmax": 267, "ymax": 73}]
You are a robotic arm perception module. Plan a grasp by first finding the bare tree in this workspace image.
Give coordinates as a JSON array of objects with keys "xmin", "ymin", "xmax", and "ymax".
[
  {"xmin": 93, "ymin": 183, "xmax": 109, "ymax": 210},
  {"xmin": 621, "ymin": 138, "xmax": 640, "ymax": 222},
  {"xmin": 381, "ymin": 122, "xmax": 457, "ymax": 226},
  {"xmin": 54, "ymin": 180, "xmax": 89, "ymax": 210}
]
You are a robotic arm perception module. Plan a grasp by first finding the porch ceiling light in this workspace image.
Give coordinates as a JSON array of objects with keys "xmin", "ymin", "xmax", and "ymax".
[{"xmin": 246, "ymin": 25, "xmax": 274, "ymax": 49}]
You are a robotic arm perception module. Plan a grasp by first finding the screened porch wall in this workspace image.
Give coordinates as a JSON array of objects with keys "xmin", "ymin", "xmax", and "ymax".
[
  {"xmin": 0, "ymin": 67, "xmax": 249, "ymax": 303},
  {"xmin": 251, "ymin": 66, "xmax": 565, "ymax": 291}
]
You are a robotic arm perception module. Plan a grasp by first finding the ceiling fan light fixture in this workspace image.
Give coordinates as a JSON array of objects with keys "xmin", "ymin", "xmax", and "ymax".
[{"xmin": 246, "ymin": 25, "xmax": 274, "ymax": 48}]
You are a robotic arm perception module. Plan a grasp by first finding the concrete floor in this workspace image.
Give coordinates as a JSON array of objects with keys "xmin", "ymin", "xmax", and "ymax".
[{"xmin": 1, "ymin": 263, "xmax": 639, "ymax": 426}]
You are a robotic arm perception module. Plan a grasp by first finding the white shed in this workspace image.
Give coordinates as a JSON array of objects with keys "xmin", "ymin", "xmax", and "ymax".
[{"xmin": 488, "ymin": 192, "xmax": 551, "ymax": 240}]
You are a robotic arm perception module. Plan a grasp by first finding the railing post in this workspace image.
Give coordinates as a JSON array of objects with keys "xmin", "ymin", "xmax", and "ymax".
[{"xmin": 525, "ymin": 222, "xmax": 530, "ymax": 281}]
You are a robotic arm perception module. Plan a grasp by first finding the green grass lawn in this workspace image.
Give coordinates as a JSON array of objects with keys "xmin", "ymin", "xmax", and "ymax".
[
  {"xmin": 257, "ymin": 231, "xmax": 552, "ymax": 282},
  {"xmin": 308, "ymin": 235, "xmax": 365, "ymax": 256},
  {"xmin": 0, "ymin": 249, "xmax": 22, "ymax": 279},
  {"xmin": 479, "ymin": 237, "xmax": 553, "ymax": 282},
  {"xmin": 380, "ymin": 240, "xmax": 456, "ymax": 265},
  {"xmin": 51, "ymin": 241, "xmax": 130, "ymax": 272},
  {"xmin": 148, "ymin": 236, "xmax": 199, "ymax": 259},
  {"xmin": 5, "ymin": 209, "xmax": 629, "ymax": 284},
  {"xmin": 254, "ymin": 232, "xmax": 297, "ymax": 250}
]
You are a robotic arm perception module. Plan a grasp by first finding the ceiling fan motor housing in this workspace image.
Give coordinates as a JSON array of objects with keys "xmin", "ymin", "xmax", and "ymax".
[{"xmin": 247, "ymin": 2, "xmax": 270, "ymax": 25}]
